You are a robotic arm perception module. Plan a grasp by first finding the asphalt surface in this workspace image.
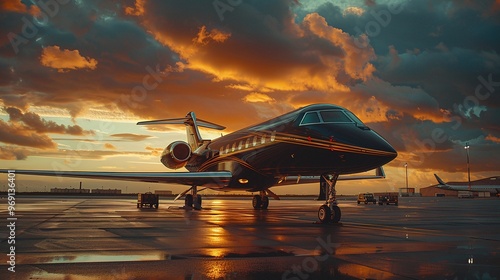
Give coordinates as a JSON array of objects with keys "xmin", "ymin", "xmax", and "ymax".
[{"xmin": 1, "ymin": 195, "xmax": 499, "ymax": 279}]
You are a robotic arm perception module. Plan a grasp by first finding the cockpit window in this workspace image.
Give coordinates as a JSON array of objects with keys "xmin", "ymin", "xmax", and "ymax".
[
  {"xmin": 300, "ymin": 112, "xmax": 321, "ymax": 125},
  {"xmin": 300, "ymin": 109, "xmax": 369, "ymax": 130},
  {"xmin": 320, "ymin": 111, "xmax": 352, "ymax": 123}
]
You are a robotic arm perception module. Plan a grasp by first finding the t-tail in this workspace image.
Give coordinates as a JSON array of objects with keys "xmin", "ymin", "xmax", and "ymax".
[{"xmin": 137, "ymin": 112, "xmax": 225, "ymax": 150}]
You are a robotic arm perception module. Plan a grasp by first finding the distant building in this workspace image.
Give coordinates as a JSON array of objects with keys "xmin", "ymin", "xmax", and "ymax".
[
  {"xmin": 51, "ymin": 188, "xmax": 90, "ymax": 194},
  {"xmin": 420, "ymin": 185, "xmax": 457, "ymax": 197},
  {"xmin": 91, "ymin": 189, "xmax": 121, "ymax": 194},
  {"xmin": 155, "ymin": 190, "xmax": 173, "ymax": 196}
]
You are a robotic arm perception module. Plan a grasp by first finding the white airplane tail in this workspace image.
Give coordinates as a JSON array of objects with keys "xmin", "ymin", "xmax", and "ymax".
[
  {"xmin": 434, "ymin": 174, "xmax": 448, "ymax": 187},
  {"xmin": 137, "ymin": 112, "xmax": 225, "ymax": 150}
]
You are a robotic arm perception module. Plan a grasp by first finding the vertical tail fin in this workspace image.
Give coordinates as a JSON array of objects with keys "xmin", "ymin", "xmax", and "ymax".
[
  {"xmin": 137, "ymin": 112, "xmax": 226, "ymax": 151},
  {"xmin": 434, "ymin": 174, "xmax": 447, "ymax": 186}
]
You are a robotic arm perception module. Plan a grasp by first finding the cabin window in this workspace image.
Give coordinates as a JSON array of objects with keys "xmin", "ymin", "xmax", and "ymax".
[
  {"xmin": 300, "ymin": 112, "xmax": 320, "ymax": 125},
  {"xmin": 261, "ymin": 134, "xmax": 266, "ymax": 144},
  {"xmin": 271, "ymin": 131, "xmax": 276, "ymax": 142},
  {"xmin": 245, "ymin": 138, "xmax": 251, "ymax": 149},
  {"xmin": 320, "ymin": 111, "xmax": 352, "ymax": 123},
  {"xmin": 220, "ymin": 146, "xmax": 224, "ymax": 155},
  {"xmin": 253, "ymin": 136, "xmax": 258, "ymax": 146},
  {"xmin": 232, "ymin": 143, "xmax": 237, "ymax": 152},
  {"xmin": 238, "ymin": 140, "xmax": 243, "ymax": 150},
  {"xmin": 225, "ymin": 144, "xmax": 230, "ymax": 154}
]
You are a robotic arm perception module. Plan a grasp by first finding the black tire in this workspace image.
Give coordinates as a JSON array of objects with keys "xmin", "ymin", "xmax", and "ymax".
[
  {"xmin": 185, "ymin": 194, "xmax": 193, "ymax": 208},
  {"xmin": 252, "ymin": 195, "xmax": 262, "ymax": 209},
  {"xmin": 331, "ymin": 205, "xmax": 341, "ymax": 223},
  {"xmin": 318, "ymin": 205, "xmax": 331, "ymax": 223},
  {"xmin": 261, "ymin": 196, "xmax": 269, "ymax": 210},
  {"xmin": 194, "ymin": 194, "xmax": 202, "ymax": 210}
]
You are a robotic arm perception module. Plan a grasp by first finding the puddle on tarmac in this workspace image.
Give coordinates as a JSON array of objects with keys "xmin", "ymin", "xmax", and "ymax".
[{"xmin": 32, "ymin": 252, "xmax": 168, "ymax": 264}]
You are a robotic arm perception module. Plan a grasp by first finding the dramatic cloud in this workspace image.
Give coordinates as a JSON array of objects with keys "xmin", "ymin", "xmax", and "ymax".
[
  {"xmin": 5, "ymin": 107, "xmax": 93, "ymax": 135},
  {"xmin": 40, "ymin": 46, "xmax": 98, "ymax": 72},
  {"xmin": 0, "ymin": 119, "xmax": 56, "ymax": 149}
]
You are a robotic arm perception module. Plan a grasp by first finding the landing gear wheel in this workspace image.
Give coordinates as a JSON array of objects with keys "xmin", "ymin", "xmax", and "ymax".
[
  {"xmin": 261, "ymin": 196, "xmax": 269, "ymax": 210},
  {"xmin": 252, "ymin": 195, "xmax": 262, "ymax": 209},
  {"xmin": 331, "ymin": 205, "xmax": 341, "ymax": 223},
  {"xmin": 318, "ymin": 205, "xmax": 331, "ymax": 224},
  {"xmin": 185, "ymin": 194, "xmax": 193, "ymax": 208},
  {"xmin": 193, "ymin": 194, "xmax": 202, "ymax": 210}
]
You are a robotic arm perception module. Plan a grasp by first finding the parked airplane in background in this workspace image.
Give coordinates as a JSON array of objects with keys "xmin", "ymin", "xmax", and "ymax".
[
  {"xmin": 434, "ymin": 174, "xmax": 500, "ymax": 194},
  {"xmin": 1, "ymin": 104, "xmax": 397, "ymax": 223}
]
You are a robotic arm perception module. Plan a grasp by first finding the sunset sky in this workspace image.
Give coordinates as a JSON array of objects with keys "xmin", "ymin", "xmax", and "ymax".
[{"xmin": 0, "ymin": 0, "xmax": 499, "ymax": 194}]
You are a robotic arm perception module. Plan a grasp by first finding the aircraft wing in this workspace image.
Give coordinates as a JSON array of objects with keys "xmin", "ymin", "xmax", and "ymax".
[{"xmin": 0, "ymin": 169, "xmax": 232, "ymax": 187}]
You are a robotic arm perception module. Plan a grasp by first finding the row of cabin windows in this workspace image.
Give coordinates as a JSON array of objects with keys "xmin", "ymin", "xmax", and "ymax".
[{"xmin": 219, "ymin": 132, "xmax": 276, "ymax": 155}]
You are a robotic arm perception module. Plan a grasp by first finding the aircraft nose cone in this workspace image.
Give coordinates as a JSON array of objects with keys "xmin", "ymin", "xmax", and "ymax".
[{"xmin": 370, "ymin": 131, "xmax": 397, "ymax": 159}]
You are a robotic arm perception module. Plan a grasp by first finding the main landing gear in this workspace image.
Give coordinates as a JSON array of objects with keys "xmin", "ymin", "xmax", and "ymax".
[
  {"xmin": 318, "ymin": 174, "xmax": 341, "ymax": 223},
  {"xmin": 252, "ymin": 190, "xmax": 269, "ymax": 210},
  {"xmin": 184, "ymin": 186, "xmax": 202, "ymax": 210}
]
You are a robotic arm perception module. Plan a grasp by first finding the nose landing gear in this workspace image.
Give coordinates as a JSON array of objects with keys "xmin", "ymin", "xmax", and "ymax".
[{"xmin": 318, "ymin": 174, "xmax": 341, "ymax": 223}]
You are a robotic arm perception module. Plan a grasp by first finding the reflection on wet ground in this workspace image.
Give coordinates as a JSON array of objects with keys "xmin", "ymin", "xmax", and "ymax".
[{"xmin": 1, "ymin": 196, "xmax": 499, "ymax": 279}]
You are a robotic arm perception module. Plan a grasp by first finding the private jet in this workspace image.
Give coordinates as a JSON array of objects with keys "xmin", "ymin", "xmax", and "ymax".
[{"xmin": 1, "ymin": 104, "xmax": 397, "ymax": 223}]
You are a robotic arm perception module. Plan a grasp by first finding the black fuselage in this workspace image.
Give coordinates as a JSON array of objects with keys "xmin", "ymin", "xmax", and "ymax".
[{"xmin": 186, "ymin": 104, "xmax": 397, "ymax": 191}]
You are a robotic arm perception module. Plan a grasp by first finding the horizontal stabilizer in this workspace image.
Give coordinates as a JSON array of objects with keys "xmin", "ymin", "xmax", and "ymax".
[{"xmin": 137, "ymin": 117, "xmax": 225, "ymax": 130}]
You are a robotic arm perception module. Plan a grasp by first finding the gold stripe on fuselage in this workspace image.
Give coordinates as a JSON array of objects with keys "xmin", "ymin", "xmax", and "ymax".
[{"xmin": 197, "ymin": 131, "xmax": 395, "ymax": 171}]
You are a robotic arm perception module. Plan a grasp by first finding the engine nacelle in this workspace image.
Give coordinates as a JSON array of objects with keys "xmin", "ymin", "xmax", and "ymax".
[{"xmin": 160, "ymin": 141, "xmax": 192, "ymax": 169}]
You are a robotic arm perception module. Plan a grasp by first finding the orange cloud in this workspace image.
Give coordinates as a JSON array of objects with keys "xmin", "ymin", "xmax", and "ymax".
[
  {"xmin": 302, "ymin": 13, "xmax": 376, "ymax": 82},
  {"xmin": 125, "ymin": 0, "xmax": 146, "ymax": 16},
  {"xmin": 104, "ymin": 143, "xmax": 116, "ymax": 150},
  {"xmin": 145, "ymin": 146, "xmax": 163, "ymax": 156},
  {"xmin": 142, "ymin": 8, "xmax": 376, "ymax": 94},
  {"xmin": 343, "ymin": 7, "xmax": 365, "ymax": 16},
  {"xmin": 243, "ymin": 92, "xmax": 275, "ymax": 103},
  {"xmin": 1, "ymin": 0, "xmax": 27, "ymax": 13},
  {"xmin": 486, "ymin": 134, "xmax": 500, "ymax": 143},
  {"xmin": 193, "ymin": 26, "xmax": 231, "ymax": 45},
  {"xmin": 40, "ymin": 46, "xmax": 98, "ymax": 72},
  {"xmin": 0, "ymin": 120, "xmax": 56, "ymax": 149}
]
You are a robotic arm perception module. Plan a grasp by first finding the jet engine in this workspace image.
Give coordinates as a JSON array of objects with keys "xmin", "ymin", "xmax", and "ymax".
[{"xmin": 160, "ymin": 141, "xmax": 192, "ymax": 169}]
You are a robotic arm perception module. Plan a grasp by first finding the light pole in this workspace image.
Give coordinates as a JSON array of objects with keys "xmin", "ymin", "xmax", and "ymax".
[
  {"xmin": 464, "ymin": 142, "xmax": 471, "ymax": 191},
  {"xmin": 404, "ymin": 163, "xmax": 408, "ymax": 194}
]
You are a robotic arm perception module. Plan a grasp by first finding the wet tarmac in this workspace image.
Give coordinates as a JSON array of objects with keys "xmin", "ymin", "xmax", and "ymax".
[{"xmin": 1, "ymin": 195, "xmax": 499, "ymax": 279}]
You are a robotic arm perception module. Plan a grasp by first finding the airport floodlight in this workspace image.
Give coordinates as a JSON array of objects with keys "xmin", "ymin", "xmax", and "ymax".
[
  {"xmin": 464, "ymin": 142, "xmax": 471, "ymax": 191},
  {"xmin": 404, "ymin": 163, "xmax": 408, "ymax": 193}
]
